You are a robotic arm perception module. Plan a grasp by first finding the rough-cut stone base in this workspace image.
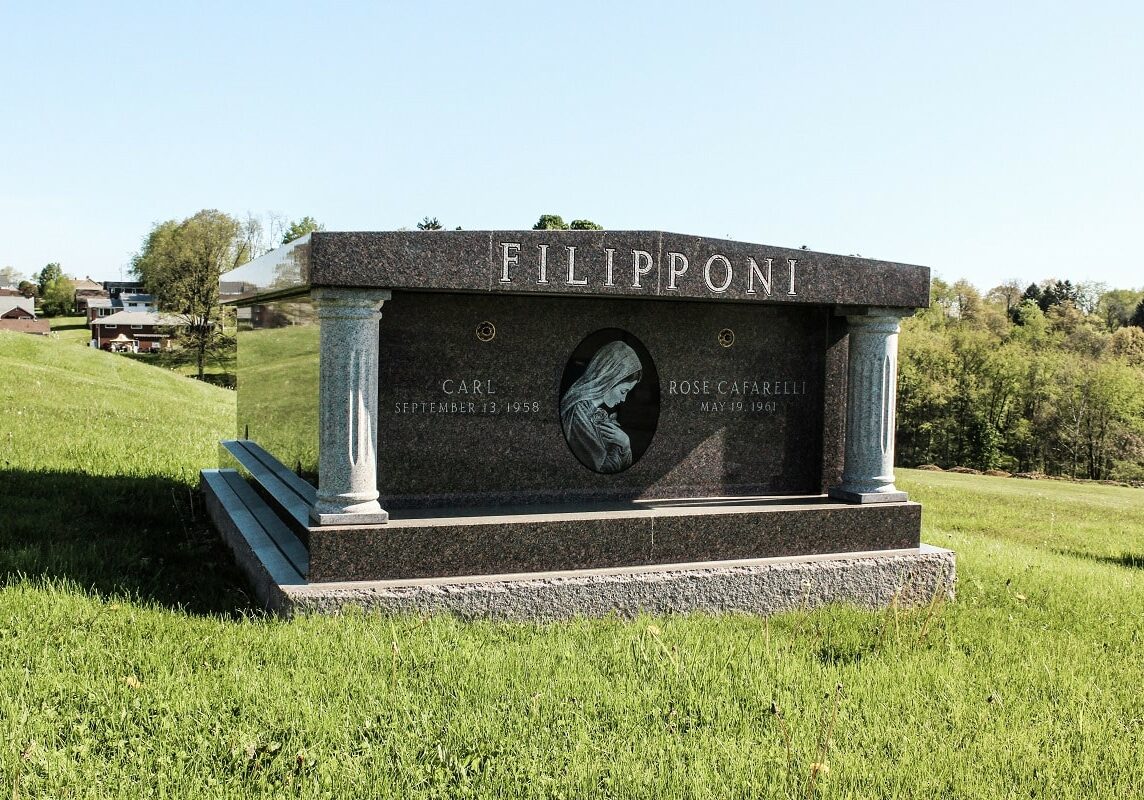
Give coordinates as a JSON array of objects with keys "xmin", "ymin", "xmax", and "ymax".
[{"xmin": 285, "ymin": 547, "xmax": 956, "ymax": 619}]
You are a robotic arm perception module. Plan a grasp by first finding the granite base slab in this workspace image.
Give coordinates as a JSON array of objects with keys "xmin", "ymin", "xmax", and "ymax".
[
  {"xmin": 202, "ymin": 467, "xmax": 953, "ymax": 619},
  {"xmin": 213, "ymin": 443, "xmax": 922, "ymax": 583},
  {"xmin": 309, "ymin": 498, "xmax": 922, "ymax": 582},
  {"xmin": 288, "ymin": 548, "xmax": 955, "ymax": 620}
]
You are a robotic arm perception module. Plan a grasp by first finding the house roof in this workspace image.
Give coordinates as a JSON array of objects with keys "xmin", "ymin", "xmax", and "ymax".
[
  {"xmin": 71, "ymin": 277, "xmax": 104, "ymax": 292},
  {"xmin": 0, "ymin": 297, "xmax": 35, "ymax": 318},
  {"xmin": 92, "ymin": 310, "xmax": 184, "ymax": 327}
]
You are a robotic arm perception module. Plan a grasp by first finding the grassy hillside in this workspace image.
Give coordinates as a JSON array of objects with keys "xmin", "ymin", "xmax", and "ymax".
[
  {"xmin": 0, "ymin": 330, "xmax": 244, "ymax": 612},
  {"xmin": 1, "ymin": 330, "xmax": 1141, "ymax": 798}
]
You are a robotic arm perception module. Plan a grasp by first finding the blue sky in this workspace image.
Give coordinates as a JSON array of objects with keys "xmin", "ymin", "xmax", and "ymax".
[{"xmin": 2, "ymin": 1, "xmax": 1141, "ymax": 291}]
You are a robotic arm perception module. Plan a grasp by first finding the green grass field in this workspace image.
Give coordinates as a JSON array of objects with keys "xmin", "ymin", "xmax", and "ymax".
[{"xmin": 1, "ymin": 330, "xmax": 1141, "ymax": 798}]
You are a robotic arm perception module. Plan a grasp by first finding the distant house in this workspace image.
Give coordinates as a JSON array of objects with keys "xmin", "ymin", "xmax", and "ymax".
[
  {"xmin": 103, "ymin": 280, "xmax": 147, "ymax": 298},
  {"xmin": 0, "ymin": 297, "xmax": 36, "ymax": 320},
  {"xmin": 86, "ymin": 293, "xmax": 158, "ymax": 326},
  {"xmin": 72, "ymin": 276, "xmax": 107, "ymax": 314},
  {"xmin": 0, "ymin": 297, "xmax": 50, "ymax": 335},
  {"xmin": 119, "ymin": 293, "xmax": 156, "ymax": 312},
  {"xmin": 90, "ymin": 310, "xmax": 184, "ymax": 352},
  {"xmin": 86, "ymin": 298, "xmax": 114, "ymax": 324}
]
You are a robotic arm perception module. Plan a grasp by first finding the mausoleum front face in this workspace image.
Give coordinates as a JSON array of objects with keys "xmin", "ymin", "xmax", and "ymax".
[{"xmin": 210, "ymin": 230, "xmax": 951, "ymax": 610}]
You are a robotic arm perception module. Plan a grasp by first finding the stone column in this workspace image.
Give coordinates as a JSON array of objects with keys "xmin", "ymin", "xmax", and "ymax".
[
  {"xmin": 310, "ymin": 288, "xmax": 392, "ymax": 525},
  {"xmin": 829, "ymin": 310, "xmax": 909, "ymax": 504}
]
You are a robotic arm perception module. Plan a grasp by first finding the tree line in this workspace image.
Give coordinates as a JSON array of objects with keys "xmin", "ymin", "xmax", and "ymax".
[{"xmin": 897, "ymin": 277, "xmax": 1144, "ymax": 482}]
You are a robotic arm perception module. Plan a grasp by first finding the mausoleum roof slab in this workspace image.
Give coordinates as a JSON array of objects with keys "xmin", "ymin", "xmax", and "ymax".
[{"xmin": 223, "ymin": 230, "xmax": 929, "ymax": 309}]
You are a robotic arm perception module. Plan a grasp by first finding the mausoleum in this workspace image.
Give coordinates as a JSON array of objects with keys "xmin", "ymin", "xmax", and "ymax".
[{"xmin": 204, "ymin": 230, "xmax": 955, "ymax": 616}]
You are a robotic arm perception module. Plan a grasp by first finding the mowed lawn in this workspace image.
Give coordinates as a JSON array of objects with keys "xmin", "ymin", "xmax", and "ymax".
[{"xmin": 1, "ymin": 330, "xmax": 1141, "ymax": 798}]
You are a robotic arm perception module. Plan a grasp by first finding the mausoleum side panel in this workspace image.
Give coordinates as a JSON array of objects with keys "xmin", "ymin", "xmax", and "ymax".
[{"xmin": 236, "ymin": 297, "xmax": 320, "ymax": 482}]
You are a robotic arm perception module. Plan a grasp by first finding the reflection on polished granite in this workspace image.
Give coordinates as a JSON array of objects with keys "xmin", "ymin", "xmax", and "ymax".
[
  {"xmin": 237, "ymin": 297, "xmax": 319, "ymax": 484},
  {"xmin": 224, "ymin": 234, "xmax": 312, "ymax": 298}
]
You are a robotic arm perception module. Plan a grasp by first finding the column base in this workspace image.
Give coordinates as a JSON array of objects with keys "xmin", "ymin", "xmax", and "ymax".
[
  {"xmin": 310, "ymin": 509, "xmax": 391, "ymax": 525},
  {"xmin": 310, "ymin": 498, "xmax": 390, "ymax": 526},
  {"xmin": 829, "ymin": 487, "xmax": 908, "ymax": 504}
]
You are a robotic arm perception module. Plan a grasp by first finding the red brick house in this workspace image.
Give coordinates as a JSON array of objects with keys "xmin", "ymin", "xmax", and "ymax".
[{"xmin": 90, "ymin": 311, "xmax": 184, "ymax": 352}]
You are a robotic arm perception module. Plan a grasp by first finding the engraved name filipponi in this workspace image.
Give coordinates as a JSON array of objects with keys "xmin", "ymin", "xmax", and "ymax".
[{"xmin": 497, "ymin": 242, "xmax": 799, "ymax": 297}]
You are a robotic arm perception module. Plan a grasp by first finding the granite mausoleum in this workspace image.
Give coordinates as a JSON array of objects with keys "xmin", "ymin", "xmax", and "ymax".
[{"xmin": 203, "ymin": 230, "xmax": 955, "ymax": 617}]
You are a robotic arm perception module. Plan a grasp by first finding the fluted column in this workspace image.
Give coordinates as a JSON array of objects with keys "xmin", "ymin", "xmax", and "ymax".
[
  {"xmin": 829, "ymin": 310, "xmax": 909, "ymax": 504},
  {"xmin": 310, "ymin": 288, "xmax": 392, "ymax": 525}
]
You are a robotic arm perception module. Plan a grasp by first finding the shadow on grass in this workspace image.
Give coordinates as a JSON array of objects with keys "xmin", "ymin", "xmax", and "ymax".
[
  {"xmin": 121, "ymin": 350, "xmax": 236, "ymax": 389},
  {"xmin": 0, "ymin": 468, "xmax": 256, "ymax": 617},
  {"xmin": 199, "ymin": 373, "xmax": 236, "ymax": 389},
  {"xmin": 1055, "ymin": 548, "xmax": 1144, "ymax": 570}
]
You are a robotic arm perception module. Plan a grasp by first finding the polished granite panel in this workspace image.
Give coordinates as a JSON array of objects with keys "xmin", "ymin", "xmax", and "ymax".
[
  {"xmin": 236, "ymin": 296, "xmax": 320, "ymax": 484},
  {"xmin": 305, "ymin": 230, "xmax": 930, "ymax": 309},
  {"xmin": 306, "ymin": 500, "xmax": 922, "ymax": 582},
  {"xmin": 221, "ymin": 235, "xmax": 312, "ymax": 298},
  {"xmin": 819, "ymin": 314, "xmax": 849, "ymax": 492},
  {"xmin": 377, "ymin": 291, "xmax": 832, "ymax": 508}
]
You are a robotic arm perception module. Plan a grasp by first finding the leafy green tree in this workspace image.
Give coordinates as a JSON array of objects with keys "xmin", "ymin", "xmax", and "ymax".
[
  {"xmin": 1096, "ymin": 288, "xmax": 1143, "ymax": 331},
  {"xmin": 532, "ymin": 215, "xmax": 568, "ymax": 230},
  {"xmin": 282, "ymin": 215, "xmax": 324, "ymax": 244},
  {"xmin": 132, "ymin": 209, "xmax": 254, "ymax": 380},
  {"xmin": 531, "ymin": 215, "xmax": 604, "ymax": 230},
  {"xmin": 1074, "ymin": 281, "xmax": 1105, "ymax": 315},
  {"xmin": 37, "ymin": 263, "xmax": 62, "ymax": 296},
  {"xmin": 417, "ymin": 217, "xmax": 443, "ymax": 231},
  {"xmin": 1109, "ymin": 326, "xmax": 1144, "ymax": 367},
  {"xmin": 1047, "ymin": 302, "xmax": 1107, "ymax": 358},
  {"xmin": 1131, "ymin": 298, "xmax": 1144, "ymax": 329},
  {"xmin": 951, "ymin": 279, "xmax": 982, "ymax": 323},
  {"xmin": 39, "ymin": 275, "xmax": 75, "ymax": 317},
  {"xmin": 1010, "ymin": 298, "xmax": 1048, "ymax": 338},
  {"xmin": 1020, "ymin": 282, "xmax": 1042, "ymax": 306},
  {"xmin": 986, "ymin": 280, "xmax": 1023, "ymax": 317},
  {"xmin": 1039, "ymin": 279, "xmax": 1079, "ymax": 312},
  {"xmin": 17, "ymin": 280, "xmax": 37, "ymax": 299}
]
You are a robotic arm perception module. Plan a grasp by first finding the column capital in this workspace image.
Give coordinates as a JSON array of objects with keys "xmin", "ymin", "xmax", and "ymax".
[
  {"xmin": 844, "ymin": 308, "xmax": 913, "ymax": 329},
  {"xmin": 312, "ymin": 287, "xmax": 392, "ymax": 320}
]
